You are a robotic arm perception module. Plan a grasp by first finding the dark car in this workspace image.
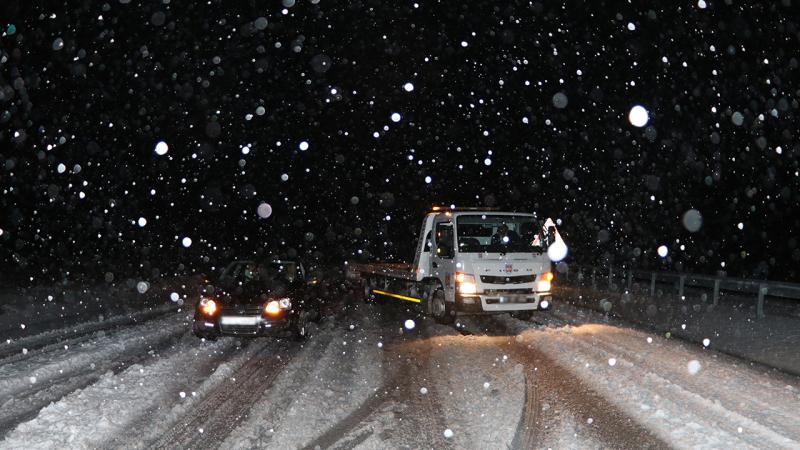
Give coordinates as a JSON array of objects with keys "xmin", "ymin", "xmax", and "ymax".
[{"xmin": 192, "ymin": 259, "xmax": 322, "ymax": 340}]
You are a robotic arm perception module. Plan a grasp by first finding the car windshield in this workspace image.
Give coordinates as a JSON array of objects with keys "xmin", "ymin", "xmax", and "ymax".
[
  {"xmin": 220, "ymin": 261, "xmax": 299, "ymax": 286},
  {"xmin": 456, "ymin": 215, "xmax": 542, "ymax": 253}
]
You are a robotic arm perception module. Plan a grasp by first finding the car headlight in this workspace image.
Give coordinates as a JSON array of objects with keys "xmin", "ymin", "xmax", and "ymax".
[
  {"xmin": 265, "ymin": 298, "xmax": 292, "ymax": 316},
  {"xmin": 536, "ymin": 280, "xmax": 551, "ymax": 292},
  {"xmin": 199, "ymin": 297, "xmax": 217, "ymax": 316},
  {"xmin": 455, "ymin": 272, "xmax": 477, "ymax": 294}
]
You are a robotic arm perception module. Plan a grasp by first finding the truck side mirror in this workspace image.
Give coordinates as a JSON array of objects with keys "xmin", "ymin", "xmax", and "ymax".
[{"xmin": 547, "ymin": 226, "xmax": 557, "ymax": 245}]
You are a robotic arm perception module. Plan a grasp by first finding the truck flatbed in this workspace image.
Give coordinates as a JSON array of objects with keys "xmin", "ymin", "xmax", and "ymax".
[{"xmin": 348, "ymin": 262, "xmax": 417, "ymax": 281}]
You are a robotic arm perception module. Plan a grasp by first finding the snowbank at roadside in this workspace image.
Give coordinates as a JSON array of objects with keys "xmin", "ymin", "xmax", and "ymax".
[
  {"xmin": 498, "ymin": 314, "xmax": 800, "ymax": 449},
  {"xmin": 555, "ymin": 285, "xmax": 800, "ymax": 375}
]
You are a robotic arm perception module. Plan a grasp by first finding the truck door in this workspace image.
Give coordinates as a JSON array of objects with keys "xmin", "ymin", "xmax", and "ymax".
[{"xmin": 431, "ymin": 221, "xmax": 456, "ymax": 293}]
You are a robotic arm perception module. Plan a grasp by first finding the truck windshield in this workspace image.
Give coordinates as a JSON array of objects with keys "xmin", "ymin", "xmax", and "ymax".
[{"xmin": 456, "ymin": 215, "xmax": 543, "ymax": 253}]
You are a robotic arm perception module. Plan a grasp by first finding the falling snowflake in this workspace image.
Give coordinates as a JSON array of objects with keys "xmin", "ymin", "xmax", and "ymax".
[{"xmin": 628, "ymin": 105, "xmax": 649, "ymax": 127}]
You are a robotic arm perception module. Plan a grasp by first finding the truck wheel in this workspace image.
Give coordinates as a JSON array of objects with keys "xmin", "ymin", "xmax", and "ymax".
[
  {"xmin": 511, "ymin": 311, "xmax": 533, "ymax": 321},
  {"xmin": 431, "ymin": 290, "xmax": 454, "ymax": 324}
]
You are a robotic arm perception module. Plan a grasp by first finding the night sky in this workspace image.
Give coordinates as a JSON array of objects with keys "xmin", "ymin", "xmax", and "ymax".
[{"xmin": 1, "ymin": 1, "xmax": 799, "ymax": 284}]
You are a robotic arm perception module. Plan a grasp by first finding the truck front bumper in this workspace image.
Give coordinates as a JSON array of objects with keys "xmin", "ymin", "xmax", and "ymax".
[{"xmin": 455, "ymin": 292, "xmax": 551, "ymax": 313}]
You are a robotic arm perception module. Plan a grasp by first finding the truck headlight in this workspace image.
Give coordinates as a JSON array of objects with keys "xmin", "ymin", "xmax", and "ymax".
[
  {"xmin": 536, "ymin": 280, "xmax": 551, "ymax": 292},
  {"xmin": 456, "ymin": 272, "xmax": 477, "ymax": 294},
  {"xmin": 535, "ymin": 272, "xmax": 553, "ymax": 292}
]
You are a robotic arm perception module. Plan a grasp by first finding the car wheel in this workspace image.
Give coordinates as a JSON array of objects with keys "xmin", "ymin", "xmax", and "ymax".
[
  {"xmin": 431, "ymin": 289, "xmax": 454, "ymax": 325},
  {"xmin": 294, "ymin": 313, "xmax": 315, "ymax": 340}
]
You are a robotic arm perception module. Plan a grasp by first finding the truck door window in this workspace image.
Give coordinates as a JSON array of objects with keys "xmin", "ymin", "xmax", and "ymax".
[
  {"xmin": 435, "ymin": 223, "xmax": 454, "ymax": 259},
  {"xmin": 423, "ymin": 230, "xmax": 433, "ymax": 252}
]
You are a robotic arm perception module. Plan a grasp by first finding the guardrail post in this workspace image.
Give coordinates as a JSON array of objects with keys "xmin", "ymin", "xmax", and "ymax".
[
  {"xmin": 757, "ymin": 284, "xmax": 767, "ymax": 319},
  {"xmin": 712, "ymin": 280, "xmax": 720, "ymax": 306},
  {"xmin": 650, "ymin": 273, "xmax": 656, "ymax": 297},
  {"xmin": 678, "ymin": 275, "xmax": 685, "ymax": 299},
  {"xmin": 592, "ymin": 268, "xmax": 597, "ymax": 290},
  {"xmin": 626, "ymin": 270, "xmax": 632, "ymax": 290}
]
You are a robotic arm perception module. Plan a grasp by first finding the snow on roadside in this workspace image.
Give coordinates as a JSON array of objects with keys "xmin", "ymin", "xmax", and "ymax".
[
  {"xmin": 555, "ymin": 286, "xmax": 800, "ymax": 375},
  {"xmin": 1, "ymin": 333, "xmax": 241, "ymax": 449},
  {"xmin": 0, "ymin": 313, "xmax": 186, "ymax": 399},
  {"xmin": 0, "ymin": 303, "xmax": 175, "ymax": 362},
  {"xmin": 0, "ymin": 276, "xmax": 193, "ymax": 342},
  {"xmin": 223, "ymin": 317, "xmax": 383, "ymax": 449},
  {"xmin": 498, "ymin": 315, "xmax": 800, "ymax": 449}
]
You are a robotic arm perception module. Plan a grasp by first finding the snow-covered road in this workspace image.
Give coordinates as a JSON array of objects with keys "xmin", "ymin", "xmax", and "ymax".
[{"xmin": 1, "ymin": 292, "xmax": 798, "ymax": 449}]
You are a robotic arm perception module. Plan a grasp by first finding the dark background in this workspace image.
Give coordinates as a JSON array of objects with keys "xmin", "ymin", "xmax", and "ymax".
[{"xmin": 1, "ymin": 0, "xmax": 799, "ymax": 285}]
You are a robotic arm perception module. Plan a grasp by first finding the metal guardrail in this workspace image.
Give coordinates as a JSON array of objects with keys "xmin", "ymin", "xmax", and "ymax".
[{"xmin": 561, "ymin": 265, "xmax": 800, "ymax": 319}]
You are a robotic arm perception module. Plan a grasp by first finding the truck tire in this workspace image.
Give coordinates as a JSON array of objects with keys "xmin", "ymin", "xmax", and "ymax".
[
  {"xmin": 511, "ymin": 311, "xmax": 533, "ymax": 321},
  {"xmin": 431, "ymin": 289, "xmax": 454, "ymax": 324}
]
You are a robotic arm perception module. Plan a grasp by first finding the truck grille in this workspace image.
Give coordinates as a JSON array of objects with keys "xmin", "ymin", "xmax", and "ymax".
[
  {"xmin": 483, "ymin": 288, "xmax": 532, "ymax": 294},
  {"xmin": 480, "ymin": 275, "xmax": 536, "ymax": 284}
]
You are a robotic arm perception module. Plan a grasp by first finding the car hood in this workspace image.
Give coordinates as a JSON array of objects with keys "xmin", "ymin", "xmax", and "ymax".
[{"xmin": 204, "ymin": 282, "xmax": 290, "ymax": 305}]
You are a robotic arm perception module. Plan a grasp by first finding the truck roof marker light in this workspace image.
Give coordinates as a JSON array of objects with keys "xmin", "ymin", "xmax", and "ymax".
[{"xmin": 372, "ymin": 289, "xmax": 422, "ymax": 303}]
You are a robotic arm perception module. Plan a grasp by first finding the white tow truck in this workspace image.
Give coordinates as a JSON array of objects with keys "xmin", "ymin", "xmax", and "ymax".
[{"xmin": 347, "ymin": 207, "xmax": 565, "ymax": 323}]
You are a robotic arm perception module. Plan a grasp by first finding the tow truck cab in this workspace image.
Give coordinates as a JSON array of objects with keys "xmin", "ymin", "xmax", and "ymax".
[{"xmin": 413, "ymin": 208, "xmax": 556, "ymax": 314}]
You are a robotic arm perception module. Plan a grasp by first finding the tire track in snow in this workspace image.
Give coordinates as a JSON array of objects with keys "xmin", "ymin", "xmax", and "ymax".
[
  {"xmin": 461, "ymin": 316, "xmax": 670, "ymax": 450},
  {"xmin": 0, "ymin": 313, "xmax": 186, "ymax": 399},
  {"xmin": 0, "ymin": 325, "xmax": 185, "ymax": 438},
  {"xmin": 501, "ymin": 338, "xmax": 669, "ymax": 450},
  {"xmin": 302, "ymin": 307, "xmax": 452, "ymax": 450},
  {"xmin": 301, "ymin": 340, "xmax": 452, "ymax": 450},
  {"xmin": 0, "ymin": 306, "xmax": 175, "ymax": 363},
  {"xmin": 98, "ymin": 337, "xmax": 248, "ymax": 449},
  {"xmin": 147, "ymin": 339, "xmax": 299, "ymax": 450},
  {"xmin": 510, "ymin": 366, "xmax": 542, "ymax": 450},
  {"xmin": 546, "ymin": 323, "xmax": 800, "ymax": 448}
]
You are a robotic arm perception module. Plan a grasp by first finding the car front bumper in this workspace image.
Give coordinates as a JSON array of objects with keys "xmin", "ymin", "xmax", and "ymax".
[{"xmin": 193, "ymin": 314, "xmax": 294, "ymax": 337}]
